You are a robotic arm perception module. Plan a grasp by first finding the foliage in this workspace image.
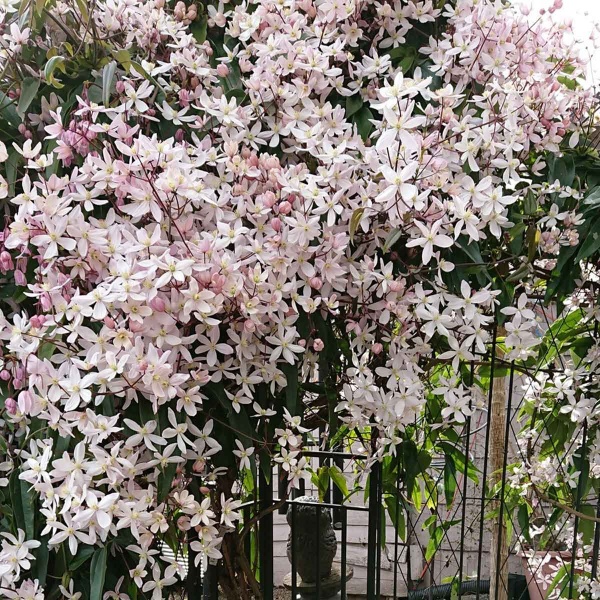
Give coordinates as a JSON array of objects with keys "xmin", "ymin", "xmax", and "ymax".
[{"xmin": 0, "ymin": 0, "xmax": 597, "ymax": 598}]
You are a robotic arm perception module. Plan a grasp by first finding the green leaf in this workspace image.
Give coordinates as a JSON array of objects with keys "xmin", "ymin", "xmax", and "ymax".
[
  {"xmin": 455, "ymin": 236, "xmax": 486, "ymax": 270},
  {"xmin": 158, "ymin": 461, "xmax": 177, "ymax": 502},
  {"xmin": 38, "ymin": 342, "xmax": 56, "ymax": 360},
  {"xmin": 383, "ymin": 228, "xmax": 402, "ymax": 252},
  {"xmin": 5, "ymin": 149, "xmax": 20, "ymax": 196},
  {"xmin": 526, "ymin": 225, "xmax": 540, "ymax": 262},
  {"xmin": 17, "ymin": 77, "xmax": 40, "ymax": 118},
  {"xmin": 349, "ymin": 207, "xmax": 365, "ymax": 242},
  {"xmin": 101, "ymin": 61, "xmax": 117, "ymax": 106},
  {"xmin": 44, "ymin": 56, "xmax": 67, "ymax": 88},
  {"xmin": 575, "ymin": 222, "xmax": 600, "ymax": 261},
  {"xmin": 113, "ymin": 49, "xmax": 132, "ymax": 71},
  {"xmin": 33, "ymin": 536, "xmax": 50, "ymax": 585},
  {"xmin": 20, "ymin": 480, "xmax": 35, "ymax": 539},
  {"xmin": 317, "ymin": 466, "xmax": 330, "ymax": 502},
  {"xmin": 544, "ymin": 243, "xmax": 579, "ymax": 303},
  {"xmin": 90, "ymin": 546, "xmax": 108, "ymax": 600},
  {"xmin": 225, "ymin": 88, "xmax": 247, "ymax": 103},
  {"xmin": 354, "ymin": 106, "xmax": 374, "ymax": 140},
  {"xmin": 443, "ymin": 455, "xmax": 457, "ymax": 508},
  {"xmin": 345, "ymin": 93, "xmax": 363, "ymax": 118},
  {"xmin": 384, "ymin": 495, "xmax": 406, "ymax": 541},
  {"xmin": 550, "ymin": 154, "xmax": 575, "ymax": 187},
  {"xmin": 9, "ymin": 471, "xmax": 25, "ymax": 533},
  {"xmin": 517, "ymin": 504, "xmax": 531, "ymax": 543},
  {"xmin": 281, "ymin": 362, "xmax": 299, "ymax": 416},
  {"xmin": 425, "ymin": 525, "xmax": 444, "ymax": 561},
  {"xmin": 0, "ymin": 92, "xmax": 20, "ymax": 128},
  {"xmin": 328, "ymin": 465, "xmax": 349, "ymax": 498},
  {"xmin": 438, "ymin": 441, "xmax": 479, "ymax": 484},
  {"xmin": 70, "ymin": 545, "xmax": 95, "ymax": 570},
  {"xmin": 190, "ymin": 15, "xmax": 208, "ymax": 44}
]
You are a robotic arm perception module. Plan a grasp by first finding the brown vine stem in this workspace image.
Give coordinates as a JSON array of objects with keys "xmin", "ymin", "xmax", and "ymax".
[
  {"xmin": 237, "ymin": 493, "xmax": 289, "ymax": 549},
  {"xmin": 532, "ymin": 484, "xmax": 600, "ymax": 524}
]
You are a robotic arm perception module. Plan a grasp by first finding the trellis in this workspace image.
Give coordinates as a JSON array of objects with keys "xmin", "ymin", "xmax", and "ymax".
[{"xmin": 196, "ymin": 297, "xmax": 600, "ymax": 600}]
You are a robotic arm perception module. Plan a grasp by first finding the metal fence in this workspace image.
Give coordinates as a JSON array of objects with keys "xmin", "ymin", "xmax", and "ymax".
[{"xmin": 194, "ymin": 304, "xmax": 598, "ymax": 600}]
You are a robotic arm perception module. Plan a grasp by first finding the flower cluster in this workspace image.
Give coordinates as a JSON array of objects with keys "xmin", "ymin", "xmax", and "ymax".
[{"xmin": 0, "ymin": 0, "xmax": 596, "ymax": 597}]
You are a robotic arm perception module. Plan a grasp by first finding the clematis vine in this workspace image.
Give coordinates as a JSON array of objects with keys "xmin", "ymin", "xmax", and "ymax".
[{"xmin": 0, "ymin": 0, "xmax": 597, "ymax": 598}]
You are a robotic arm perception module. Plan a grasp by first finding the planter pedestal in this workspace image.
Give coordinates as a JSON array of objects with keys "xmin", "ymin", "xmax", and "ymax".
[{"xmin": 283, "ymin": 564, "xmax": 354, "ymax": 600}]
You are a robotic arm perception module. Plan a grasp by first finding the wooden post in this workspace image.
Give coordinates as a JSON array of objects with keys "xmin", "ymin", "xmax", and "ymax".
[{"xmin": 489, "ymin": 326, "xmax": 509, "ymax": 600}]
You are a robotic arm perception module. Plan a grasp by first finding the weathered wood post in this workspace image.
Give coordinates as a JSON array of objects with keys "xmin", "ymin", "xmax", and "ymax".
[{"xmin": 489, "ymin": 326, "xmax": 509, "ymax": 600}]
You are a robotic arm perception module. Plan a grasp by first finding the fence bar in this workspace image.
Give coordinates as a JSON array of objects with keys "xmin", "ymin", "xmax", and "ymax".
[
  {"xmin": 278, "ymin": 465, "xmax": 287, "ymax": 515},
  {"xmin": 333, "ymin": 454, "xmax": 344, "ymax": 528},
  {"xmin": 393, "ymin": 461, "xmax": 401, "ymax": 600},
  {"xmin": 291, "ymin": 502, "xmax": 297, "ymax": 599},
  {"xmin": 367, "ymin": 460, "xmax": 381, "ymax": 600},
  {"xmin": 316, "ymin": 503, "xmax": 321, "ymax": 599},
  {"xmin": 568, "ymin": 421, "xmax": 588, "ymax": 600},
  {"xmin": 592, "ymin": 495, "xmax": 600, "ymax": 581},
  {"xmin": 202, "ymin": 562, "xmax": 218, "ymax": 600},
  {"xmin": 341, "ymin": 507, "xmax": 348, "ymax": 600},
  {"xmin": 376, "ymin": 463, "xmax": 382, "ymax": 599},
  {"xmin": 187, "ymin": 535, "xmax": 203, "ymax": 600},
  {"xmin": 259, "ymin": 466, "xmax": 274, "ymax": 600}
]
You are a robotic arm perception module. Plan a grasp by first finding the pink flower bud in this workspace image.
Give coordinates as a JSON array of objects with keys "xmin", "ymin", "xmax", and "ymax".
[
  {"xmin": 12, "ymin": 378, "xmax": 22, "ymax": 389},
  {"xmin": 175, "ymin": 128, "xmax": 185, "ymax": 142},
  {"xmin": 14, "ymin": 270, "xmax": 26, "ymax": 286},
  {"xmin": 178, "ymin": 89, "xmax": 191, "ymax": 107},
  {"xmin": 271, "ymin": 217, "xmax": 282, "ymax": 232},
  {"xmin": 244, "ymin": 319, "xmax": 256, "ymax": 333},
  {"xmin": 224, "ymin": 140, "xmax": 238, "ymax": 157},
  {"xmin": 177, "ymin": 515, "xmax": 191, "ymax": 531},
  {"xmin": 299, "ymin": 339, "xmax": 306, "ymax": 347},
  {"xmin": 263, "ymin": 191, "xmax": 277, "ymax": 208},
  {"xmin": 40, "ymin": 293, "xmax": 52, "ymax": 311},
  {"xmin": 211, "ymin": 274, "xmax": 226, "ymax": 292},
  {"xmin": 198, "ymin": 270, "xmax": 212, "ymax": 285},
  {"xmin": 0, "ymin": 370, "xmax": 10, "ymax": 381},
  {"xmin": 200, "ymin": 486, "xmax": 210, "ymax": 495},
  {"xmin": 18, "ymin": 390, "xmax": 34, "ymax": 413},
  {"xmin": 104, "ymin": 316, "xmax": 116, "ymax": 329},
  {"xmin": 372, "ymin": 343, "xmax": 383, "ymax": 355},
  {"xmin": 115, "ymin": 80, "xmax": 125, "ymax": 94},
  {"xmin": 309, "ymin": 277, "xmax": 323, "ymax": 290},
  {"xmin": 193, "ymin": 460, "xmax": 206, "ymax": 473},
  {"xmin": 278, "ymin": 201, "xmax": 292, "ymax": 215},
  {"xmin": 0, "ymin": 251, "xmax": 13, "ymax": 271},
  {"xmin": 129, "ymin": 320, "xmax": 143, "ymax": 333},
  {"xmin": 5, "ymin": 397, "xmax": 17, "ymax": 415},
  {"xmin": 150, "ymin": 297, "xmax": 166, "ymax": 312},
  {"xmin": 313, "ymin": 338, "xmax": 324, "ymax": 352},
  {"xmin": 216, "ymin": 64, "xmax": 229, "ymax": 77},
  {"xmin": 30, "ymin": 315, "xmax": 41, "ymax": 329}
]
